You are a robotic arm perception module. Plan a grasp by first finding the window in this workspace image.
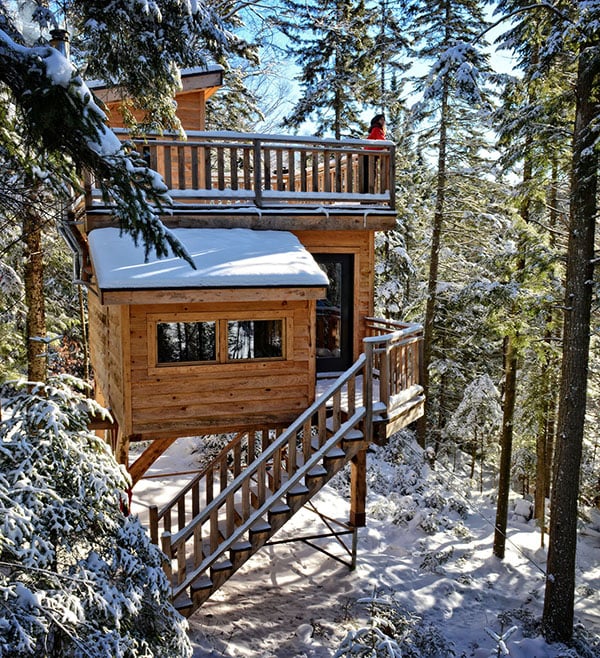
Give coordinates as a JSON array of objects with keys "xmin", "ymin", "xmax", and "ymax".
[
  {"xmin": 227, "ymin": 320, "xmax": 283, "ymax": 360},
  {"xmin": 157, "ymin": 321, "xmax": 216, "ymax": 364},
  {"xmin": 152, "ymin": 315, "xmax": 285, "ymax": 367}
]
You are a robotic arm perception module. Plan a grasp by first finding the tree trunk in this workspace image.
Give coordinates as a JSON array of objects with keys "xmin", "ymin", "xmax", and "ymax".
[
  {"xmin": 542, "ymin": 44, "xmax": 598, "ymax": 644},
  {"xmin": 493, "ymin": 335, "xmax": 517, "ymax": 558},
  {"xmin": 417, "ymin": 75, "xmax": 449, "ymax": 448},
  {"xmin": 23, "ymin": 202, "xmax": 47, "ymax": 384}
]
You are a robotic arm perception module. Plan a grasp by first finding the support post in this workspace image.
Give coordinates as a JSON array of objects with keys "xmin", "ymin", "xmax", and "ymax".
[{"xmin": 350, "ymin": 449, "xmax": 367, "ymax": 527}]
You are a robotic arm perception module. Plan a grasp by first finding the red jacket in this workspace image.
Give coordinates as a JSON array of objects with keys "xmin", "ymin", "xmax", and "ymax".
[
  {"xmin": 366, "ymin": 125, "xmax": 386, "ymax": 150},
  {"xmin": 367, "ymin": 125, "xmax": 386, "ymax": 141}
]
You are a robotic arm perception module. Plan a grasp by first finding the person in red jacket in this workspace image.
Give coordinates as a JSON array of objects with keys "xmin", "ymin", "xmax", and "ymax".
[
  {"xmin": 367, "ymin": 113, "xmax": 386, "ymax": 142},
  {"xmin": 362, "ymin": 114, "xmax": 386, "ymax": 194}
]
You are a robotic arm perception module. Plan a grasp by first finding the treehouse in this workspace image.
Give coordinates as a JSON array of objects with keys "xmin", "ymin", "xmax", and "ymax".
[{"xmin": 63, "ymin": 66, "xmax": 425, "ymax": 616}]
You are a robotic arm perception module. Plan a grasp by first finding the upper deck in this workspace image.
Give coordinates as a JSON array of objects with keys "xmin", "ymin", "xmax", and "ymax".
[{"xmin": 82, "ymin": 130, "xmax": 397, "ymax": 232}]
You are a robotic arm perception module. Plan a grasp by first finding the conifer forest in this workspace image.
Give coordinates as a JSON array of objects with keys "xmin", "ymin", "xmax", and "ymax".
[{"xmin": 0, "ymin": 1, "xmax": 599, "ymax": 656}]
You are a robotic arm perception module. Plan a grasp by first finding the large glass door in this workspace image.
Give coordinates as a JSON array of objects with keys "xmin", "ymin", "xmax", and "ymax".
[{"xmin": 314, "ymin": 254, "xmax": 354, "ymax": 373}]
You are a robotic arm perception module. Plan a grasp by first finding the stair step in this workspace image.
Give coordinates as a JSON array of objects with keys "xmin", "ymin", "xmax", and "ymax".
[
  {"xmin": 288, "ymin": 483, "xmax": 310, "ymax": 496},
  {"xmin": 306, "ymin": 465, "xmax": 328, "ymax": 477},
  {"xmin": 310, "ymin": 437, "xmax": 346, "ymax": 459},
  {"xmin": 174, "ymin": 595, "xmax": 193, "ymax": 614},
  {"xmin": 231, "ymin": 540, "xmax": 252, "ymax": 552},
  {"xmin": 343, "ymin": 428, "xmax": 364, "ymax": 441},
  {"xmin": 250, "ymin": 518, "xmax": 271, "ymax": 534},
  {"xmin": 269, "ymin": 501, "xmax": 291, "ymax": 515},
  {"xmin": 211, "ymin": 559, "xmax": 233, "ymax": 573},
  {"xmin": 191, "ymin": 575, "xmax": 213, "ymax": 593}
]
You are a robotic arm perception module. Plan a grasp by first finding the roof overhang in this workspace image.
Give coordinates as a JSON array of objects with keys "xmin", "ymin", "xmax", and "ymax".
[
  {"xmin": 87, "ymin": 227, "xmax": 329, "ymax": 305},
  {"xmin": 89, "ymin": 66, "xmax": 224, "ymax": 105}
]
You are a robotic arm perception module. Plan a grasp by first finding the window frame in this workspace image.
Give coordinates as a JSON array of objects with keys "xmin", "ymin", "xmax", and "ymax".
[{"xmin": 147, "ymin": 310, "xmax": 291, "ymax": 374}]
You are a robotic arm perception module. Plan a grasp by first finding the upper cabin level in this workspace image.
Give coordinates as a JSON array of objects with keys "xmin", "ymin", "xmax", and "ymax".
[
  {"xmin": 81, "ymin": 131, "xmax": 397, "ymax": 233},
  {"xmin": 79, "ymin": 68, "xmax": 397, "ymax": 235}
]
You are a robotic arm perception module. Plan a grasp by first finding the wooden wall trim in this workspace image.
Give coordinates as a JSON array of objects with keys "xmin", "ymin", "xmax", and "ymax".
[{"xmin": 99, "ymin": 286, "xmax": 326, "ymax": 306}]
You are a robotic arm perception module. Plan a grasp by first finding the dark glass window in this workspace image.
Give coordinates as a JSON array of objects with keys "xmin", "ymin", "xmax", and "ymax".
[
  {"xmin": 157, "ymin": 322, "xmax": 216, "ymax": 363},
  {"xmin": 227, "ymin": 320, "xmax": 283, "ymax": 360}
]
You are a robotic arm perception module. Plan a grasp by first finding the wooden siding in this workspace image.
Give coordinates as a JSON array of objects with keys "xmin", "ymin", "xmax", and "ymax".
[
  {"xmin": 101, "ymin": 90, "xmax": 207, "ymax": 132},
  {"xmin": 293, "ymin": 230, "xmax": 375, "ymax": 361},
  {"xmin": 88, "ymin": 292, "xmax": 131, "ymax": 435},
  {"xmin": 122, "ymin": 299, "xmax": 317, "ymax": 440}
]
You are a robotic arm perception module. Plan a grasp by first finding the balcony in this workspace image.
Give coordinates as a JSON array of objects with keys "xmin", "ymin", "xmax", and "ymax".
[{"xmin": 82, "ymin": 131, "xmax": 397, "ymax": 232}]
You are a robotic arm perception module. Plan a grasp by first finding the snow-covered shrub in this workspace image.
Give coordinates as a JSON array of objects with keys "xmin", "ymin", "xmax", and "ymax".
[
  {"xmin": 419, "ymin": 547, "xmax": 454, "ymax": 573},
  {"xmin": 334, "ymin": 592, "xmax": 455, "ymax": 657},
  {"xmin": 365, "ymin": 430, "xmax": 472, "ymax": 536},
  {"xmin": 0, "ymin": 376, "xmax": 191, "ymax": 657},
  {"xmin": 511, "ymin": 498, "xmax": 534, "ymax": 523}
]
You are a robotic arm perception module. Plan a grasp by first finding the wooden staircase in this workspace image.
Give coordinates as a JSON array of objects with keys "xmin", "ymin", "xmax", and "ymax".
[{"xmin": 146, "ymin": 321, "xmax": 424, "ymax": 618}]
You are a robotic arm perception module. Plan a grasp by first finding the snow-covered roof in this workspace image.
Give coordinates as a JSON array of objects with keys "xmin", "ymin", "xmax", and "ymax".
[{"xmin": 87, "ymin": 228, "xmax": 330, "ymax": 290}]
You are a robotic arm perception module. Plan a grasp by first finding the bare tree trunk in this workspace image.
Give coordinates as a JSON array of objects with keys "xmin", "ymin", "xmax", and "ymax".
[
  {"xmin": 542, "ymin": 44, "xmax": 598, "ymax": 644},
  {"xmin": 23, "ymin": 203, "xmax": 47, "ymax": 384}
]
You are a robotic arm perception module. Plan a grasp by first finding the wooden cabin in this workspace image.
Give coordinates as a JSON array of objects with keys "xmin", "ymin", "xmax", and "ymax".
[{"xmin": 64, "ymin": 67, "xmax": 425, "ymax": 615}]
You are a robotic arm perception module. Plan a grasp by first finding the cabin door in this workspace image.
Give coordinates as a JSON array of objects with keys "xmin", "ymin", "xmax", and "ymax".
[{"xmin": 314, "ymin": 253, "xmax": 354, "ymax": 373}]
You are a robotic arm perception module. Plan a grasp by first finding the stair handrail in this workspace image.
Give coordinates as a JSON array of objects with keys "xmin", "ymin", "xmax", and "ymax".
[
  {"xmin": 165, "ymin": 354, "xmax": 369, "ymax": 597},
  {"xmin": 171, "ymin": 406, "xmax": 366, "ymax": 600}
]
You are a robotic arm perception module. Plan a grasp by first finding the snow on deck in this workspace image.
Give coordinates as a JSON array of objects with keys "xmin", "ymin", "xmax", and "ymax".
[{"xmin": 87, "ymin": 227, "xmax": 330, "ymax": 290}]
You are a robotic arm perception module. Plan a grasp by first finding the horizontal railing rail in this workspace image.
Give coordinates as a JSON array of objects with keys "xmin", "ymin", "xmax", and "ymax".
[
  {"xmin": 363, "ymin": 319, "xmax": 424, "ymax": 412},
  {"xmin": 84, "ymin": 130, "xmax": 396, "ymax": 210}
]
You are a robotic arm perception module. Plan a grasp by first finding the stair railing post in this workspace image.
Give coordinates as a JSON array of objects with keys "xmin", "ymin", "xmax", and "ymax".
[
  {"xmin": 363, "ymin": 340, "xmax": 374, "ymax": 444},
  {"xmin": 253, "ymin": 138, "xmax": 263, "ymax": 208},
  {"xmin": 161, "ymin": 531, "xmax": 173, "ymax": 582},
  {"xmin": 149, "ymin": 505, "xmax": 159, "ymax": 544}
]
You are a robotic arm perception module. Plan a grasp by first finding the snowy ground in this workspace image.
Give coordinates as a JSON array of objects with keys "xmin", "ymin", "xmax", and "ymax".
[{"xmin": 130, "ymin": 436, "xmax": 600, "ymax": 658}]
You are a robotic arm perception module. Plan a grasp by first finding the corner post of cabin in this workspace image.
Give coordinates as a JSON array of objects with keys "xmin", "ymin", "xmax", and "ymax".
[
  {"xmin": 114, "ymin": 430, "xmax": 130, "ymax": 469},
  {"xmin": 253, "ymin": 138, "xmax": 263, "ymax": 208}
]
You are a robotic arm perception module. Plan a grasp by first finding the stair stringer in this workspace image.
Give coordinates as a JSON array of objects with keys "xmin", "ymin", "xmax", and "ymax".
[{"xmin": 160, "ymin": 356, "xmax": 371, "ymax": 617}]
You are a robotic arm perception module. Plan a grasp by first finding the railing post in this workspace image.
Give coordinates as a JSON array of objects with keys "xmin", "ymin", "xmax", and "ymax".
[
  {"xmin": 363, "ymin": 341, "xmax": 374, "ymax": 444},
  {"xmin": 83, "ymin": 170, "xmax": 93, "ymax": 207},
  {"xmin": 389, "ymin": 143, "xmax": 396, "ymax": 210},
  {"xmin": 149, "ymin": 505, "xmax": 159, "ymax": 544},
  {"xmin": 254, "ymin": 138, "xmax": 263, "ymax": 207},
  {"xmin": 161, "ymin": 531, "xmax": 173, "ymax": 582}
]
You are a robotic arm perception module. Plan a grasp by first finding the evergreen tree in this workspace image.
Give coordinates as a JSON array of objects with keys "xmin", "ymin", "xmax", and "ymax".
[
  {"xmin": 0, "ymin": 0, "xmax": 258, "ymax": 380},
  {"xmin": 0, "ymin": 376, "xmax": 191, "ymax": 657},
  {"xmin": 276, "ymin": 0, "xmax": 378, "ymax": 138},
  {"xmin": 405, "ymin": 0, "xmax": 496, "ymax": 447},
  {"xmin": 495, "ymin": 0, "xmax": 600, "ymax": 641}
]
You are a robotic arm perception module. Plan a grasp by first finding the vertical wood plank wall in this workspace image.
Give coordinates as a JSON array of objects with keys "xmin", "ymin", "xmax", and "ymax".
[
  {"xmin": 103, "ymin": 90, "xmax": 207, "ymax": 131},
  {"xmin": 88, "ymin": 292, "xmax": 129, "ymax": 435},
  {"xmin": 293, "ymin": 230, "xmax": 375, "ymax": 361}
]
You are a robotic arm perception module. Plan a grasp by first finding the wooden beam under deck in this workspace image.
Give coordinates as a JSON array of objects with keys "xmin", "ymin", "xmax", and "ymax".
[{"xmin": 84, "ymin": 207, "xmax": 397, "ymax": 233}]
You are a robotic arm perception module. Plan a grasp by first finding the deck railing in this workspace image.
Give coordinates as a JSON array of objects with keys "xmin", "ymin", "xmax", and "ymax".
[
  {"xmin": 85, "ymin": 130, "xmax": 396, "ymax": 210},
  {"xmin": 364, "ymin": 319, "xmax": 424, "ymax": 413}
]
